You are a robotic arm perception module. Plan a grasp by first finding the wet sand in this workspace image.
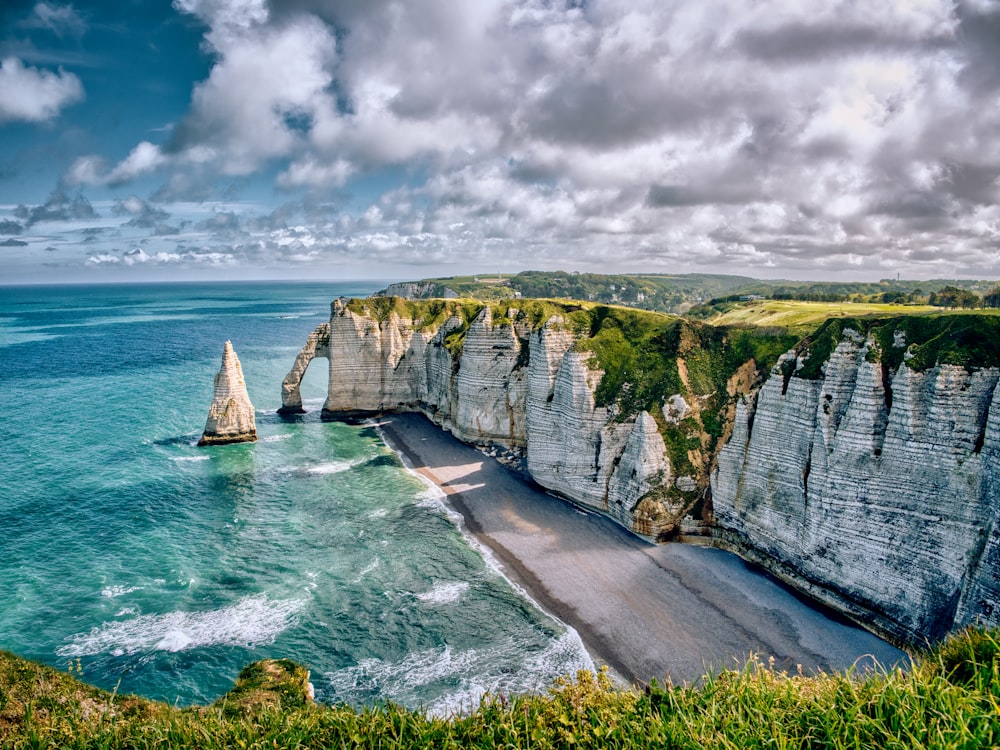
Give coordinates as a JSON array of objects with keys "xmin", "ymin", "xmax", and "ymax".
[{"xmin": 378, "ymin": 412, "xmax": 907, "ymax": 685}]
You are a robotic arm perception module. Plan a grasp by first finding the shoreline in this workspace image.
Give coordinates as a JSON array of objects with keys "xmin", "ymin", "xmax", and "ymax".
[
  {"xmin": 376, "ymin": 412, "xmax": 908, "ymax": 686},
  {"xmin": 376, "ymin": 418, "xmax": 629, "ymax": 682}
]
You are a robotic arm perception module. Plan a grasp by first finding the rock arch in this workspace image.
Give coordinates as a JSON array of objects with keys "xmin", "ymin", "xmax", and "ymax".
[{"xmin": 278, "ymin": 323, "xmax": 330, "ymax": 414}]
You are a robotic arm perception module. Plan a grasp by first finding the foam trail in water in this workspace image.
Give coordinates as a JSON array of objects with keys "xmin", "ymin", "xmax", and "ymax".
[
  {"xmin": 101, "ymin": 585, "xmax": 142, "ymax": 598},
  {"xmin": 305, "ymin": 458, "xmax": 365, "ymax": 475},
  {"xmin": 58, "ymin": 594, "xmax": 304, "ymax": 657},
  {"xmin": 415, "ymin": 581, "xmax": 469, "ymax": 605},
  {"xmin": 325, "ymin": 629, "xmax": 594, "ymax": 718}
]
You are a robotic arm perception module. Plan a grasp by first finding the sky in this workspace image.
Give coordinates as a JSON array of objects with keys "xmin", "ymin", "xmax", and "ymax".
[{"xmin": 1, "ymin": 0, "xmax": 999, "ymax": 285}]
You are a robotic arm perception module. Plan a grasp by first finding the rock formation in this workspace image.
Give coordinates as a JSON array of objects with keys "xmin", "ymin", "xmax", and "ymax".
[
  {"xmin": 711, "ymin": 323, "xmax": 1000, "ymax": 644},
  {"xmin": 278, "ymin": 323, "xmax": 330, "ymax": 414},
  {"xmin": 281, "ymin": 299, "xmax": 1000, "ymax": 645},
  {"xmin": 199, "ymin": 340, "xmax": 257, "ymax": 446},
  {"xmin": 281, "ymin": 299, "xmax": 701, "ymax": 538}
]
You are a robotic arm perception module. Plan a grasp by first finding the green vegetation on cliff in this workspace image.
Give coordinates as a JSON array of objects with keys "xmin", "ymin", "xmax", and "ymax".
[
  {"xmin": 2, "ymin": 628, "xmax": 999, "ymax": 748},
  {"xmin": 796, "ymin": 313, "xmax": 1000, "ymax": 379}
]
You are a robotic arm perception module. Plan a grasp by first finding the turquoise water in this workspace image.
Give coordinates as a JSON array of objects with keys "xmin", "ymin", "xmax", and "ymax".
[{"xmin": 0, "ymin": 282, "xmax": 590, "ymax": 715}]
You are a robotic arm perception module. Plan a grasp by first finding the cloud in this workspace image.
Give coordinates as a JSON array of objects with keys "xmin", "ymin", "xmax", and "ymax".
[
  {"xmin": 0, "ymin": 56, "xmax": 83, "ymax": 123},
  {"xmin": 46, "ymin": 0, "xmax": 1000, "ymax": 279},
  {"xmin": 86, "ymin": 245, "xmax": 238, "ymax": 266},
  {"xmin": 112, "ymin": 195, "xmax": 171, "ymax": 228},
  {"xmin": 64, "ymin": 143, "xmax": 167, "ymax": 188},
  {"xmin": 14, "ymin": 190, "xmax": 97, "ymax": 226},
  {"xmin": 166, "ymin": 6, "xmax": 337, "ymax": 175},
  {"xmin": 0, "ymin": 219, "xmax": 24, "ymax": 234},
  {"xmin": 107, "ymin": 142, "xmax": 167, "ymax": 185},
  {"xmin": 22, "ymin": 3, "xmax": 88, "ymax": 38},
  {"xmin": 0, "ymin": 238, "xmax": 29, "ymax": 247}
]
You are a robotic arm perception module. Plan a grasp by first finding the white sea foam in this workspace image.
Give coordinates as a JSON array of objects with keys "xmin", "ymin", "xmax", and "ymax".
[
  {"xmin": 325, "ymin": 631, "xmax": 594, "ymax": 718},
  {"xmin": 260, "ymin": 434, "xmax": 293, "ymax": 443},
  {"xmin": 57, "ymin": 594, "xmax": 304, "ymax": 658},
  {"xmin": 305, "ymin": 459, "xmax": 361, "ymax": 475},
  {"xmin": 352, "ymin": 559, "xmax": 379, "ymax": 583},
  {"xmin": 415, "ymin": 581, "xmax": 469, "ymax": 605},
  {"xmin": 115, "ymin": 608, "xmax": 137, "ymax": 617},
  {"xmin": 101, "ymin": 585, "xmax": 142, "ymax": 598},
  {"xmin": 171, "ymin": 455, "xmax": 209, "ymax": 462}
]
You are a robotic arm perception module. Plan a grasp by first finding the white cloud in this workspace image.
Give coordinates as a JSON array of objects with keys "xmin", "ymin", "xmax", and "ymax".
[
  {"xmin": 277, "ymin": 158, "xmax": 354, "ymax": 189},
  {"xmin": 170, "ymin": 8, "xmax": 337, "ymax": 175},
  {"xmin": 0, "ymin": 56, "xmax": 83, "ymax": 123},
  {"xmin": 55, "ymin": 0, "xmax": 1000, "ymax": 279},
  {"xmin": 107, "ymin": 142, "xmax": 168, "ymax": 185},
  {"xmin": 23, "ymin": 2, "xmax": 88, "ymax": 38}
]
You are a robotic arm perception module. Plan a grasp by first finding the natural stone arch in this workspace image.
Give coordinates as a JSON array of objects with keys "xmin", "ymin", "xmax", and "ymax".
[{"xmin": 278, "ymin": 323, "xmax": 330, "ymax": 414}]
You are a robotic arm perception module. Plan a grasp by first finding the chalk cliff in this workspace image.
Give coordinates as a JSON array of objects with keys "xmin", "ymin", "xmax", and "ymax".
[
  {"xmin": 283, "ymin": 300, "xmax": 1000, "ymax": 644},
  {"xmin": 281, "ymin": 299, "xmax": 719, "ymax": 538},
  {"xmin": 199, "ymin": 340, "xmax": 257, "ymax": 446},
  {"xmin": 712, "ymin": 318, "xmax": 1000, "ymax": 644}
]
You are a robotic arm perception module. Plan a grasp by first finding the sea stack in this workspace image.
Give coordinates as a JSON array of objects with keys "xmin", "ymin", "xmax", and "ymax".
[{"xmin": 198, "ymin": 340, "xmax": 257, "ymax": 446}]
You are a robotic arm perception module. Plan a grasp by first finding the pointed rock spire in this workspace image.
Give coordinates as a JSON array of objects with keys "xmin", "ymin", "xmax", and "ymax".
[{"xmin": 198, "ymin": 340, "xmax": 257, "ymax": 446}]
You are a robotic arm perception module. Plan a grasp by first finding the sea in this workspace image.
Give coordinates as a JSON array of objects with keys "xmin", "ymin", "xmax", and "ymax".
[{"xmin": 0, "ymin": 281, "xmax": 592, "ymax": 716}]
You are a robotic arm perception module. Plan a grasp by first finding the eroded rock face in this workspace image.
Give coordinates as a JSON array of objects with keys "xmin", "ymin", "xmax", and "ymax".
[
  {"xmin": 281, "ymin": 303, "xmax": 680, "ymax": 536},
  {"xmin": 283, "ymin": 300, "xmax": 1000, "ymax": 642},
  {"xmin": 199, "ymin": 341, "xmax": 257, "ymax": 446},
  {"xmin": 278, "ymin": 323, "xmax": 330, "ymax": 414},
  {"xmin": 712, "ymin": 334, "xmax": 1000, "ymax": 643}
]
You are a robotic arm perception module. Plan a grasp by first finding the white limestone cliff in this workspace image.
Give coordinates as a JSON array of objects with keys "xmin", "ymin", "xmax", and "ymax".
[
  {"xmin": 199, "ymin": 340, "xmax": 257, "ymax": 446},
  {"xmin": 281, "ymin": 302, "xmax": 680, "ymax": 537},
  {"xmin": 712, "ymin": 333, "xmax": 1000, "ymax": 643},
  {"xmin": 280, "ymin": 300, "xmax": 1000, "ymax": 644},
  {"xmin": 279, "ymin": 323, "xmax": 330, "ymax": 414}
]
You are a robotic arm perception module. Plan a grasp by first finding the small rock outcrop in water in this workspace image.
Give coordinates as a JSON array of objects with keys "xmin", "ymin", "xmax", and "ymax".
[{"xmin": 199, "ymin": 340, "xmax": 257, "ymax": 446}]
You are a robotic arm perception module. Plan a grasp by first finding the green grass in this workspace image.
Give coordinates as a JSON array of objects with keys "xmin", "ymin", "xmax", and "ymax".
[
  {"xmin": 2, "ymin": 628, "xmax": 1000, "ymax": 748},
  {"xmin": 796, "ymin": 314, "xmax": 1000, "ymax": 378},
  {"xmin": 701, "ymin": 300, "xmax": 943, "ymax": 336}
]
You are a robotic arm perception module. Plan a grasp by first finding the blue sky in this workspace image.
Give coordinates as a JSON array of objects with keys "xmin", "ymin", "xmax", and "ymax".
[{"xmin": 1, "ymin": 1, "xmax": 1000, "ymax": 284}]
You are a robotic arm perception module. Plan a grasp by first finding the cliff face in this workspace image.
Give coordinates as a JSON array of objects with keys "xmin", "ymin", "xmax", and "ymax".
[
  {"xmin": 199, "ymin": 340, "xmax": 257, "ymax": 446},
  {"xmin": 282, "ymin": 300, "xmax": 699, "ymax": 538},
  {"xmin": 283, "ymin": 300, "xmax": 1000, "ymax": 644},
  {"xmin": 712, "ymin": 324, "xmax": 1000, "ymax": 643}
]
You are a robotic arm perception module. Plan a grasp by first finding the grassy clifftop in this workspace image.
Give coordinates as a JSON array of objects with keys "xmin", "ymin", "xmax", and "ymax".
[
  {"xmin": 2, "ymin": 628, "xmax": 998, "ymax": 748},
  {"xmin": 795, "ymin": 313, "xmax": 1000, "ymax": 379}
]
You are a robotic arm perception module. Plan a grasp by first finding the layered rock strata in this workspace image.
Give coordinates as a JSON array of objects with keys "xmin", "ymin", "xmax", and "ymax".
[
  {"xmin": 283, "ymin": 300, "xmax": 1000, "ymax": 644},
  {"xmin": 282, "ymin": 300, "xmax": 683, "ymax": 537},
  {"xmin": 712, "ymin": 334, "xmax": 1000, "ymax": 644},
  {"xmin": 199, "ymin": 340, "xmax": 257, "ymax": 446}
]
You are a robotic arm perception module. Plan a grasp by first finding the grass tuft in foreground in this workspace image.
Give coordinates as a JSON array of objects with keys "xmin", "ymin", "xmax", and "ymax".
[{"xmin": 2, "ymin": 626, "xmax": 1000, "ymax": 748}]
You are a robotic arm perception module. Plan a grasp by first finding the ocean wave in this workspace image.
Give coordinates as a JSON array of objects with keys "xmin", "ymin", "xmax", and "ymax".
[
  {"xmin": 57, "ymin": 594, "xmax": 304, "ymax": 658},
  {"xmin": 352, "ymin": 559, "xmax": 379, "ymax": 584},
  {"xmin": 260, "ymin": 434, "xmax": 293, "ymax": 443},
  {"xmin": 101, "ymin": 585, "xmax": 142, "ymax": 598},
  {"xmin": 171, "ymin": 455, "xmax": 210, "ymax": 462},
  {"xmin": 305, "ymin": 458, "xmax": 365, "ymax": 475},
  {"xmin": 324, "ymin": 630, "xmax": 594, "ymax": 717},
  {"xmin": 415, "ymin": 581, "xmax": 469, "ymax": 605}
]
